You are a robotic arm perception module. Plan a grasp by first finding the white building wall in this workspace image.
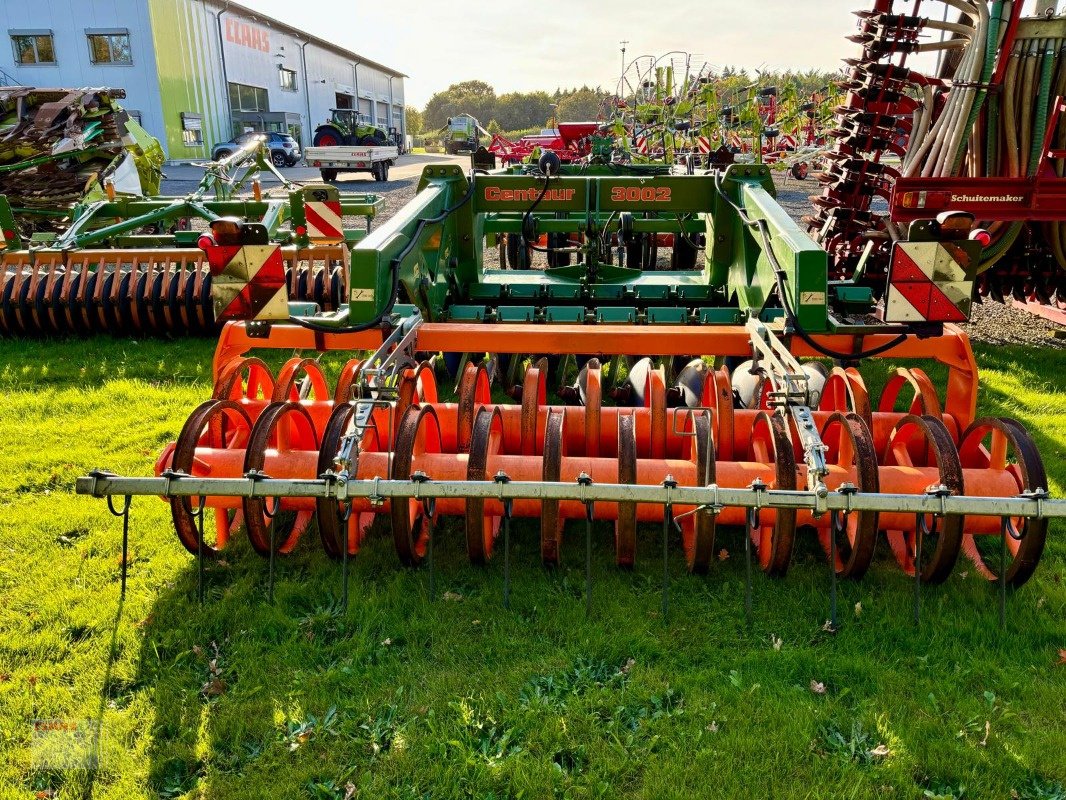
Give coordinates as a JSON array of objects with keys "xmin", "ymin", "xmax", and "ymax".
[
  {"xmin": 0, "ymin": 0, "xmax": 165, "ymax": 143},
  {"xmin": 0, "ymin": 0, "xmax": 405, "ymax": 156}
]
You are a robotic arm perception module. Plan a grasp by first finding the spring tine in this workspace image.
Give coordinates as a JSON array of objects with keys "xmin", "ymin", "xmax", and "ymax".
[
  {"xmin": 999, "ymin": 516, "xmax": 1008, "ymax": 631},
  {"xmin": 662, "ymin": 505, "xmax": 670, "ymax": 620},
  {"xmin": 745, "ymin": 507, "xmax": 755, "ymax": 627},
  {"xmin": 913, "ymin": 515, "xmax": 922, "ymax": 627},
  {"xmin": 428, "ymin": 517, "xmax": 435, "ymax": 601},
  {"xmin": 196, "ymin": 497, "xmax": 206, "ymax": 604},
  {"xmin": 586, "ymin": 510, "xmax": 593, "ymax": 617},
  {"xmin": 829, "ymin": 511, "xmax": 839, "ymax": 632},
  {"xmin": 503, "ymin": 509, "xmax": 512, "ymax": 610},
  {"xmin": 340, "ymin": 503, "xmax": 352, "ymax": 611},
  {"xmin": 268, "ymin": 508, "xmax": 276, "ymax": 604},
  {"xmin": 107, "ymin": 495, "xmax": 133, "ymax": 599},
  {"xmin": 579, "ymin": 474, "xmax": 594, "ymax": 618}
]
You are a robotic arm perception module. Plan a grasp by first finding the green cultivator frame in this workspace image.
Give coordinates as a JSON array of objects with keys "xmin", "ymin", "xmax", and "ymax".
[{"xmin": 77, "ymin": 160, "xmax": 1065, "ymax": 628}]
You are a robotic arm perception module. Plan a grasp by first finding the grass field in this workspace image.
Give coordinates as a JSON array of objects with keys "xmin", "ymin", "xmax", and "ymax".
[{"xmin": 0, "ymin": 336, "xmax": 1064, "ymax": 800}]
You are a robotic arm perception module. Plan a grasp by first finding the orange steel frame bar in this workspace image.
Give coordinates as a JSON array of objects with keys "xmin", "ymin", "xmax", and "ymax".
[{"xmin": 213, "ymin": 321, "xmax": 980, "ymax": 428}]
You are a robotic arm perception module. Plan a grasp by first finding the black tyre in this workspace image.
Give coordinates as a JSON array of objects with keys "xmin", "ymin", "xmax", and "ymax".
[
  {"xmin": 320, "ymin": 169, "xmax": 338, "ymax": 182},
  {"xmin": 313, "ymin": 126, "xmax": 344, "ymax": 147},
  {"xmin": 271, "ymin": 150, "xmax": 287, "ymax": 167},
  {"xmin": 505, "ymin": 233, "xmax": 531, "ymax": 268},
  {"xmin": 671, "ymin": 234, "xmax": 700, "ymax": 269}
]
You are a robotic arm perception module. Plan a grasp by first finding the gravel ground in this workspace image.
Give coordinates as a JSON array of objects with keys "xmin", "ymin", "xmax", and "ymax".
[{"xmin": 162, "ymin": 165, "xmax": 1063, "ymax": 349}]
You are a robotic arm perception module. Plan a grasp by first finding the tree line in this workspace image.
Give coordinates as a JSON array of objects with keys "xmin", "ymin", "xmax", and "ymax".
[{"xmin": 406, "ymin": 68, "xmax": 841, "ymax": 137}]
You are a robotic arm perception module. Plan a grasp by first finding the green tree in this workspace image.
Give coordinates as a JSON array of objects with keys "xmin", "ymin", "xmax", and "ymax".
[
  {"xmin": 405, "ymin": 107, "xmax": 424, "ymax": 136},
  {"xmin": 555, "ymin": 88, "xmax": 608, "ymax": 122},
  {"xmin": 423, "ymin": 80, "xmax": 497, "ymax": 131}
]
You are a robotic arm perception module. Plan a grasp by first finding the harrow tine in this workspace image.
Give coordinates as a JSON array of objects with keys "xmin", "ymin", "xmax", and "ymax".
[
  {"xmin": 999, "ymin": 517, "xmax": 1007, "ymax": 631},
  {"xmin": 496, "ymin": 472, "xmax": 513, "ymax": 610},
  {"xmin": 264, "ymin": 496, "xmax": 279, "ymax": 604},
  {"xmin": 106, "ymin": 494, "xmax": 133, "ymax": 599},
  {"xmin": 195, "ymin": 496, "xmax": 206, "ymax": 604},
  {"xmin": 745, "ymin": 506, "xmax": 756, "ymax": 627},
  {"xmin": 662, "ymin": 477, "xmax": 677, "ymax": 621},
  {"xmin": 913, "ymin": 514, "xmax": 923, "ymax": 627},
  {"xmin": 579, "ymin": 473, "xmax": 594, "ymax": 618},
  {"xmin": 339, "ymin": 503, "xmax": 352, "ymax": 610},
  {"xmin": 829, "ymin": 509, "xmax": 840, "ymax": 632},
  {"xmin": 427, "ymin": 501, "xmax": 435, "ymax": 602}
]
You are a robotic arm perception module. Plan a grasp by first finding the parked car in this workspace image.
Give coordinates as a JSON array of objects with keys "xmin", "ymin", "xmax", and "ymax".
[{"xmin": 211, "ymin": 131, "xmax": 301, "ymax": 167}]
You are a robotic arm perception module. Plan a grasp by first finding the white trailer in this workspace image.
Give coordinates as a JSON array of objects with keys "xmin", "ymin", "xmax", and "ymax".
[{"xmin": 304, "ymin": 145, "xmax": 399, "ymax": 182}]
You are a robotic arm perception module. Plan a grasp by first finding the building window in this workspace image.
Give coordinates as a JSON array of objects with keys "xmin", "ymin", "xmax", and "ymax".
[
  {"xmin": 10, "ymin": 32, "xmax": 55, "ymax": 65},
  {"xmin": 228, "ymin": 82, "xmax": 269, "ymax": 112},
  {"xmin": 278, "ymin": 66, "xmax": 297, "ymax": 91},
  {"xmin": 181, "ymin": 112, "xmax": 203, "ymax": 147},
  {"xmin": 86, "ymin": 31, "xmax": 132, "ymax": 64}
]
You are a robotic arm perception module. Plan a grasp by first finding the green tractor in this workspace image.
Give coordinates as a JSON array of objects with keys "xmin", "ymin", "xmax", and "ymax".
[{"xmin": 312, "ymin": 109, "xmax": 390, "ymax": 147}]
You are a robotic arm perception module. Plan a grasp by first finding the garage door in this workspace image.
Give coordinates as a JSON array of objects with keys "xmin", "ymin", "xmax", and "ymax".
[
  {"xmin": 358, "ymin": 98, "xmax": 372, "ymax": 118},
  {"xmin": 376, "ymin": 102, "xmax": 389, "ymax": 126}
]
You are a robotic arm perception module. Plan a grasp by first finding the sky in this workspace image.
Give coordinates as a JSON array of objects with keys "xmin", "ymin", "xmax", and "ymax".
[
  {"xmin": 241, "ymin": 0, "xmax": 865, "ymax": 107},
  {"xmin": 243, "ymin": 0, "xmax": 1062, "ymax": 108}
]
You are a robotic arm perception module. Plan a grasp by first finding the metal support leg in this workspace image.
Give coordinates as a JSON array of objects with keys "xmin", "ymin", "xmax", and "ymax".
[
  {"xmin": 428, "ymin": 522, "xmax": 435, "ymax": 601},
  {"xmin": 828, "ymin": 510, "xmax": 843, "ymax": 632},
  {"xmin": 265, "ymin": 498, "xmax": 279, "ymax": 604},
  {"xmin": 745, "ymin": 507, "xmax": 756, "ymax": 627},
  {"xmin": 422, "ymin": 496, "xmax": 437, "ymax": 601},
  {"xmin": 107, "ymin": 495, "xmax": 132, "ymax": 599},
  {"xmin": 580, "ymin": 474, "xmax": 594, "ymax": 618},
  {"xmin": 999, "ymin": 518, "xmax": 1007, "ymax": 631},
  {"xmin": 496, "ymin": 473, "xmax": 513, "ymax": 610},
  {"xmin": 339, "ymin": 503, "xmax": 352, "ymax": 611},
  {"xmin": 195, "ymin": 497, "xmax": 206, "ymax": 604},
  {"xmin": 502, "ymin": 499, "xmax": 514, "ymax": 609},
  {"xmin": 662, "ymin": 504, "xmax": 671, "ymax": 620},
  {"xmin": 913, "ymin": 516, "xmax": 923, "ymax": 627}
]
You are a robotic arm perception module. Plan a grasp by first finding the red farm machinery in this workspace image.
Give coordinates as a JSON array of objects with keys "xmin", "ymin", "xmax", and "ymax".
[{"xmin": 809, "ymin": 0, "xmax": 1066, "ymax": 322}]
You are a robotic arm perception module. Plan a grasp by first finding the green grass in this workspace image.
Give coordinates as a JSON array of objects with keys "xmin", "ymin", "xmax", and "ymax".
[{"xmin": 0, "ymin": 338, "xmax": 1064, "ymax": 799}]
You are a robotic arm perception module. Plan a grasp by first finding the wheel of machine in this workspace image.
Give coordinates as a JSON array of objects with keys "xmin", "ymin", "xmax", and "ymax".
[
  {"xmin": 391, "ymin": 404, "xmax": 442, "ymax": 566},
  {"xmin": 313, "ymin": 126, "xmax": 343, "ymax": 147},
  {"xmin": 271, "ymin": 150, "xmax": 287, "ymax": 167},
  {"xmin": 242, "ymin": 401, "xmax": 319, "ymax": 557},
  {"xmin": 681, "ymin": 411, "xmax": 717, "ymax": 574},
  {"xmin": 670, "ymin": 233, "xmax": 699, "ymax": 270},
  {"xmin": 819, "ymin": 412, "xmax": 879, "ymax": 579},
  {"xmin": 748, "ymin": 412, "xmax": 798, "ymax": 577},
  {"xmin": 465, "ymin": 407, "xmax": 504, "ymax": 564},
  {"xmin": 315, "ymin": 402, "xmax": 379, "ymax": 559},
  {"xmin": 320, "ymin": 169, "xmax": 338, "ymax": 183},
  {"xmin": 456, "ymin": 361, "xmax": 492, "ymax": 453},
  {"xmin": 882, "ymin": 415, "xmax": 964, "ymax": 584},
  {"xmin": 957, "ymin": 418, "xmax": 1048, "ymax": 588},
  {"xmin": 169, "ymin": 400, "xmax": 252, "ymax": 556},
  {"xmin": 615, "ymin": 413, "xmax": 638, "ymax": 568},
  {"xmin": 540, "ymin": 408, "xmax": 566, "ymax": 566}
]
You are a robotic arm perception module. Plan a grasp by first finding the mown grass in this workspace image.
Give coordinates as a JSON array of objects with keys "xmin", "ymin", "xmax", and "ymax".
[{"xmin": 0, "ymin": 337, "xmax": 1064, "ymax": 800}]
